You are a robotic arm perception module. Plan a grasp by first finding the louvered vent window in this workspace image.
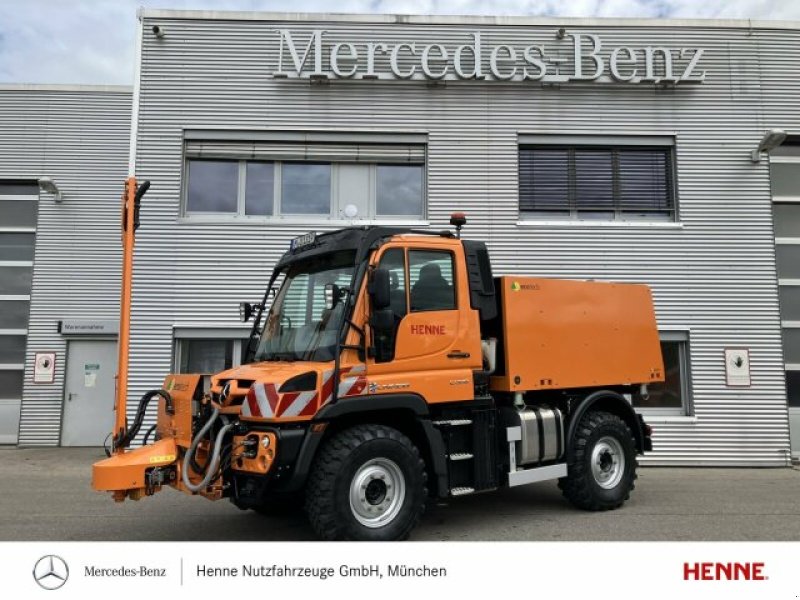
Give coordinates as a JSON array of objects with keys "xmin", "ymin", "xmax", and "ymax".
[{"xmin": 519, "ymin": 145, "xmax": 676, "ymax": 221}]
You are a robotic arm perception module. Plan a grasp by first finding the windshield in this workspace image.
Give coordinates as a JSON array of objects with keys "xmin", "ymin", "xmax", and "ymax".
[{"xmin": 254, "ymin": 250, "xmax": 356, "ymax": 362}]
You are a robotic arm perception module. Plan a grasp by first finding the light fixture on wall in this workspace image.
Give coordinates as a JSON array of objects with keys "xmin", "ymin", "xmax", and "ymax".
[
  {"xmin": 556, "ymin": 27, "xmax": 566, "ymax": 40},
  {"xmin": 38, "ymin": 177, "xmax": 62, "ymax": 202},
  {"xmin": 343, "ymin": 204, "xmax": 359, "ymax": 219},
  {"xmin": 751, "ymin": 128, "xmax": 787, "ymax": 162}
]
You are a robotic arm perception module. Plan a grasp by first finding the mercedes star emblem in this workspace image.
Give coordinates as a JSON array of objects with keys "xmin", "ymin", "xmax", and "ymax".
[{"xmin": 33, "ymin": 555, "xmax": 69, "ymax": 590}]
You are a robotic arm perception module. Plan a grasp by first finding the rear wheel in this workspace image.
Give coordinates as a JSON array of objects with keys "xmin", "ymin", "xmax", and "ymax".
[
  {"xmin": 305, "ymin": 424, "xmax": 427, "ymax": 541},
  {"xmin": 558, "ymin": 410, "xmax": 637, "ymax": 511}
]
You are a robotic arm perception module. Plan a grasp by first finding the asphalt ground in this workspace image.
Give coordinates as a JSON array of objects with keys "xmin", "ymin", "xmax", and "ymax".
[{"xmin": 0, "ymin": 448, "xmax": 798, "ymax": 541}]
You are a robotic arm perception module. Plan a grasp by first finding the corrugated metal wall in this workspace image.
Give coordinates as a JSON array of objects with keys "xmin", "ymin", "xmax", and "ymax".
[
  {"xmin": 0, "ymin": 86, "xmax": 132, "ymax": 446},
  {"xmin": 125, "ymin": 13, "xmax": 791, "ymax": 465}
]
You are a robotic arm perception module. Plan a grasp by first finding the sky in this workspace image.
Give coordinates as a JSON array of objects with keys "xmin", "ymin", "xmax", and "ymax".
[{"xmin": 0, "ymin": 0, "xmax": 798, "ymax": 85}]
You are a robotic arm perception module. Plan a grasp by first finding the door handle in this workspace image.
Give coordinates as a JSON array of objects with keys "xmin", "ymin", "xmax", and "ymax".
[
  {"xmin": 67, "ymin": 393, "xmax": 76, "ymax": 402},
  {"xmin": 447, "ymin": 351, "xmax": 470, "ymax": 359}
]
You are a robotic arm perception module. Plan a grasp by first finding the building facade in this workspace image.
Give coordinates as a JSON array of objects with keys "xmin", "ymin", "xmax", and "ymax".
[
  {"xmin": 6, "ymin": 12, "xmax": 800, "ymax": 464},
  {"xmin": 0, "ymin": 85, "xmax": 131, "ymax": 445}
]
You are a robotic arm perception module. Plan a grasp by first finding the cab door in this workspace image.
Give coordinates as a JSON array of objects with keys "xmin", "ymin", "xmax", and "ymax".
[{"xmin": 367, "ymin": 243, "xmax": 481, "ymax": 403}]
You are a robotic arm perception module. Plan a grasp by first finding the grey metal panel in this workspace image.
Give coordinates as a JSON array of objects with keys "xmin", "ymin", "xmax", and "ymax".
[
  {"xmin": 0, "ymin": 88, "xmax": 132, "ymax": 445},
  {"xmin": 126, "ymin": 14, "xmax": 793, "ymax": 465}
]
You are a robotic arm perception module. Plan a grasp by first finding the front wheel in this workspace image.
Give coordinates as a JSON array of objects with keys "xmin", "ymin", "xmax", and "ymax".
[
  {"xmin": 558, "ymin": 410, "xmax": 638, "ymax": 511},
  {"xmin": 304, "ymin": 424, "xmax": 427, "ymax": 541}
]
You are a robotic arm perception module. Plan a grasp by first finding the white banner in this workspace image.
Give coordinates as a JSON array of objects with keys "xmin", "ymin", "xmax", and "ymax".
[{"xmin": 4, "ymin": 541, "xmax": 797, "ymax": 599}]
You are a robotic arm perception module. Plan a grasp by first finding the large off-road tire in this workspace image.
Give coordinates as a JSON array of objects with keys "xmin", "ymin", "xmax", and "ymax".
[
  {"xmin": 305, "ymin": 424, "xmax": 427, "ymax": 541},
  {"xmin": 558, "ymin": 410, "xmax": 638, "ymax": 511}
]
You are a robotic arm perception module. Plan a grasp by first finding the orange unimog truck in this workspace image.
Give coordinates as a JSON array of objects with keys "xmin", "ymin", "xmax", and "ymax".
[{"xmin": 93, "ymin": 179, "xmax": 663, "ymax": 541}]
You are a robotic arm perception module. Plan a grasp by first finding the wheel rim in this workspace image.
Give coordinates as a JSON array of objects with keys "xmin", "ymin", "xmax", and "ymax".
[
  {"xmin": 348, "ymin": 457, "xmax": 406, "ymax": 528},
  {"xmin": 590, "ymin": 436, "xmax": 625, "ymax": 489}
]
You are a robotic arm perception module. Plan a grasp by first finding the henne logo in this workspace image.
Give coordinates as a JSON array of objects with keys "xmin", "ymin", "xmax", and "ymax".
[
  {"xmin": 271, "ymin": 29, "xmax": 706, "ymax": 85},
  {"xmin": 683, "ymin": 562, "xmax": 767, "ymax": 581},
  {"xmin": 410, "ymin": 324, "xmax": 446, "ymax": 335},
  {"xmin": 33, "ymin": 555, "xmax": 69, "ymax": 590}
]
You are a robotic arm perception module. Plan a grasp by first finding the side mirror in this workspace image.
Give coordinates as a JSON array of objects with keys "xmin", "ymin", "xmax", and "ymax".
[
  {"xmin": 370, "ymin": 307, "xmax": 395, "ymax": 332},
  {"xmin": 369, "ymin": 268, "xmax": 391, "ymax": 310},
  {"xmin": 324, "ymin": 283, "xmax": 340, "ymax": 310},
  {"xmin": 239, "ymin": 302, "xmax": 258, "ymax": 322}
]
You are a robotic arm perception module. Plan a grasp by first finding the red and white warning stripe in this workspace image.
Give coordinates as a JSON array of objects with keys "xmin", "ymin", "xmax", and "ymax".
[
  {"xmin": 337, "ymin": 364, "xmax": 368, "ymax": 399},
  {"xmin": 242, "ymin": 364, "xmax": 367, "ymax": 418},
  {"xmin": 242, "ymin": 381, "xmax": 279, "ymax": 418}
]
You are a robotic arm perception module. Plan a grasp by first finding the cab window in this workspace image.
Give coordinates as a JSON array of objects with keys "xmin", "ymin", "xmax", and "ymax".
[{"xmin": 409, "ymin": 250, "xmax": 456, "ymax": 311}]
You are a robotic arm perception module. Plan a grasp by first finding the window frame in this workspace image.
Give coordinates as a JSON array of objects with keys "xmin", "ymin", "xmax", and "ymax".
[
  {"xmin": 172, "ymin": 328, "xmax": 251, "ymax": 374},
  {"xmin": 634, "ymin": 330, "xmax": 693, "ymax": 417},
  {"xmin": 182, "ymin": 157, "xmax": 427, "ymax": 223},
  {"xmin": 518, "ymin": 137, "xmax": 679, "ymax": 223}
]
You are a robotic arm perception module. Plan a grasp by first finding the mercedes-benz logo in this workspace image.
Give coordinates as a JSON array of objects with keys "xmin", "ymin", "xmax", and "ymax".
[
  {"xmin": 33, "ymin": 555, "xmax": 69, "ymax": 590},
  {"xmin": 220, "ymin": 381, "xmax": 232, "ymax": 402}
]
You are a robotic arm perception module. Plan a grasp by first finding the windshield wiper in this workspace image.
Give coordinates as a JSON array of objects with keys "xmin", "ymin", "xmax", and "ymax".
[{"xmin": 262, "ymin": 351, "xmax": 298, "ymax": 362}]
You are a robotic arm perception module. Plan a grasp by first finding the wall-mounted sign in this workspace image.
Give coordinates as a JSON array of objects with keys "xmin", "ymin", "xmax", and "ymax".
[
  {"xmin": 84, "ymin": 363, "xmax": 100, "ymax": 388},
  {"xmin": 33, "ymin": 352, "xmax": 56, "ymax": 384},
  {"xmin": 272, "ymin": 30, "xmax": 706, "ymax": 85},
  {"xmin": 725, "ymin": 348, "xmax": 751, "ymax": 387},
  {"xmin": 58, "ymin": 319, "xmax": 119, "ymax": 336}
]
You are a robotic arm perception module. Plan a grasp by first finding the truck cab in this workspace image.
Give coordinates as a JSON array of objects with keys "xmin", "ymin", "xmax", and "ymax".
[{"xmin": 94, "ymin": 218, "xmax": 660, "ymax": 541}]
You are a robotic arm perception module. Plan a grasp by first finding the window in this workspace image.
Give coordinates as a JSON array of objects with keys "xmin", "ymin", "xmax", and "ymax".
[
  {"xmin": 777, "ymin": 245, "xmax": 800, "ymax": 279},
  {"xmin": 0, "ymin": 266, "xmax": 33, "ymax": 295},
  {"xmin": 244, "ymin": 162, "xmax": 275, "ymax": 216},
  {"xmin": 0, "ymin": 336, "xmax": 26, "ymax": 364},
  {"xmin": 409, "ymin": 250, "xmax": 456, "ymax": 312},
  {"xmin": 782, "ymin": 329, "xmax": 800, "ymax": 364},
  {"xmin": 633, "ymin": 332, "xmax": 692, "ymax": 415},
  {"xmin": 0, "ymin": 181, "xmax": 35, "ymax": 441},
  {"xmin": 0, "ymin": 200, "xmax": 37, "ymax": 228},
  {"xmin": 786, "ymin": 371, "xmax": 800, "ymax": 408},
  {"xmin": 177, "ymin": 339, "xmax": 233, "ymax": 374},
  {"xmin": 173, "ymin": 331, "xmax": 250, "ymax": 374},
  {"xmin": 281, "ymin": 163, "xmax": 331, "ymax": 215},
  {"xmin": 779, "ymin": 287, "xmax": 800, "ymax": 321},
  {"xmin": 183, "ymin": 140, "xmax": 426, "ymax": 222},
  {"xmin": 377, "ymin": 165, "xmax": 424, "ymax": 217},
  {"xmin": 254, "ymin": 251, "xmax": 356, "ymax": 362},
  {"xmin": 0, "ymin": 301, "xmax": 29, "ymax": 329},
  {"xmin": 0, "ymin": 371, "xmax": 23, "ymax": 399},
  {"xmin": 773, "ymin": 204, "xmax": 800, "ymax": 238},
  {"xmin": 186, "ymin": 160, "xmax": 239, "ymax": 213},
  {"xmin": 519, "ymin": 144, "xmax": 676, "ymax": 221},
  {"xmin": 0, "ymin": 233, "xmax": 36, "ymax": 261}
]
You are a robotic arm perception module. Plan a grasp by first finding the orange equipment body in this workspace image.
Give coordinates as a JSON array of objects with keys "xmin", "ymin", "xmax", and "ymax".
[
  {"xmin": 93, "ymin": 438, "xmax": 178, "ymax": 500},
  {"xmin": 490, "ymin": 277, "xmax": 664, "ymax": 393}
]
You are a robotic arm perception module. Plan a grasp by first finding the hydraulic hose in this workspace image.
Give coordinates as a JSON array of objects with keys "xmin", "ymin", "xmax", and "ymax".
[
  {"xmin": 181, "ymin": 408, "xmax": 234, "ymax": 493},
  {"xmin": 114, "ymin": 389, "xmax": 172, "ymax": 450},
  {"xmin": 142, "ymin": 424, "xmax": 157, "ymax": 445}
]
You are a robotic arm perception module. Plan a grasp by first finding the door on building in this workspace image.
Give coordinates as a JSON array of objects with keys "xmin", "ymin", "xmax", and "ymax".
[{"xmin": 61, "ymin": 340, "xmax": 117, "ymax": 446}]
